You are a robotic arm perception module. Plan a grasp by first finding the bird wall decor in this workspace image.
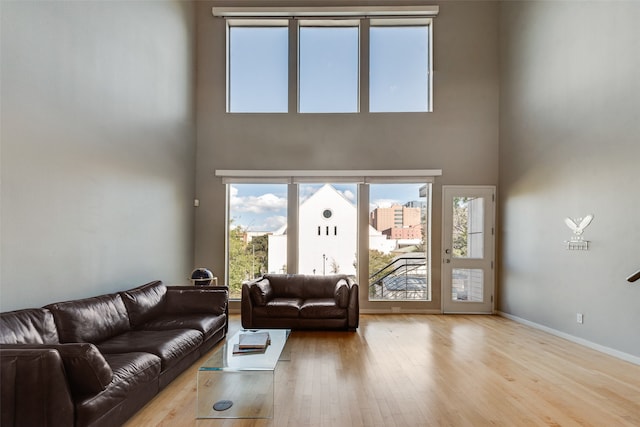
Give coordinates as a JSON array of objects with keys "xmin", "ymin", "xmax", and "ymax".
[{"xmin": 564, "ymin": 214, "xmax": 594, "ymax": 239}]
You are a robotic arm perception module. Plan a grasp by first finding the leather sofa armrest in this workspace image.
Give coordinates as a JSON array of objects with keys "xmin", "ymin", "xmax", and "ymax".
[
  {"xmin": 241, "ymin": 277, "xmax": 275, "ymax": 329},
  {"xmin": 334, "ymin": 280, "xmax": 350, "ymax": 308},
  {"xmin": 1, "ymin": 343, "xmax": 112, "ymax": 395},
  {"xmin": 347, "ymin": 279, "xmax": 359, "ymax": 330},
  {"xmin": 1, "ymin": 348, "xmax": 74, "ymax": 427},
  {"xmin": 241, "ymin": 282, "xmax": 253, "ymax": 329}
]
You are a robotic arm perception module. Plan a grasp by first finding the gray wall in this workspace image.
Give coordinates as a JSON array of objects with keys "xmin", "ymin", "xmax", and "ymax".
[
  {"xmin": 499, "ymin": 1, "xmax": 640, "ymax": 357},
  {"xmin": 194, "ymin": 1, "xmax": 499, "ymax": 310},
  {"xmin": 0, "ymin": 1, "xmax": 196, "ymax": 311}
]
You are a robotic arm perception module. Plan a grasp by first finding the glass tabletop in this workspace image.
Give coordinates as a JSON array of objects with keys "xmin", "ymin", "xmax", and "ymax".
[{"xmin": 199, "ymin": 329, "xmax": 291, "ymax": 371}]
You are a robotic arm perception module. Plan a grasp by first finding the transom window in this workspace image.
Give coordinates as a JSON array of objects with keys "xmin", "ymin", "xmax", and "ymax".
[
  {"xmin": 227, "ymin": 22, "xmax": 288, "ymax": 113},
  {"xmin": 369, "ymin": 19, "xmax": 431, "ymax": 112},
  {"xmin": 217, "ymin": 7, "xmax": 437, "ymax": 114},
  {"xmin": 298, "ymin": 21, "xmax": 359, "ymax": 113}
]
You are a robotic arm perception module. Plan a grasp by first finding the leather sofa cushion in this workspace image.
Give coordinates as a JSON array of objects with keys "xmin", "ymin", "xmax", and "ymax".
[
  {"xmin": 165, "ymin": 288, "xmax": 227, "ymax": 315},
  {"xmin": 250, "ymin": 279, "xmax": 273, "ymax": 306},
  {"xmin": 300, "ymin": 299, "xmax": 346, "ymax": 319},
  {"xmin": 254, "ymin": 298, "xmax": 303, "ymax": 318},
  {"xmin": 264, "ymin": 274, "xmax": 349, "ymax": 299},
  {"xmin": 0, "ymin": 308, "xmax": 59, "ymax": 344},
  {"xmin": 120, "ymin": 281, "xmax": 167, "ymax": 328},
  {"xmin": 301, "ymin": 276, "xmax": 344, "ymax": 299},
  {"xmin": 76, "ymin": 352, "xmax": 161, "ymax": 427},
  {"xmin": 334, "ymin": 280, "xmax": 349, "ymax": 308},
  {"xmin": 46, "ymin": 293, "xmax": 130, "ymax": 344},
  {"xmin": 55, "ymin": 343, "xmax": 113, "ymax": 394},
  {"xmin": 264, "ymin": 274, "xmax": 306, "ymax": 298},
  {"xmin": 140, "ymin": 314, "xmax": 226, "ymax": 341},
  {"xmin": 96, "ymin": 329, "xmax": 202, "ymax": 370}
]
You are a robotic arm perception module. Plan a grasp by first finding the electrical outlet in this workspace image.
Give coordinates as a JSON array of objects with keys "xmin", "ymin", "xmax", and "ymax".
[{"xmin": 577, "ymin": 313, "xmax": 584, "ymax": 324}]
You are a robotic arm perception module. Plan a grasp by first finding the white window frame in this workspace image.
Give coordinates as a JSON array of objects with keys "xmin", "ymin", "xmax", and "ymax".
[
  {"xmin": 219, "ymin": 170, "xmax": 440, "ymax": 300},
  {"xmin": 369, "ymin": 18, "xmax": 434, "ymax": 112},
  {"xmin": 217, "ymin": 7, "xmax": 439, "ymax": 114},
  {"xmin": 297, "ymin": 19, "xmax": 361, "ymax": 113},
  {"xmin": 226, "ymin": 19, "xmax": 289, "ymax": 113}
]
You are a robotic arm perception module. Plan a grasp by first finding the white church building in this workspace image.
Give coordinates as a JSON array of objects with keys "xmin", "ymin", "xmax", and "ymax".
[{"xmin": 268, "ymin": 184, "xmax": 400, "ymax": 276}]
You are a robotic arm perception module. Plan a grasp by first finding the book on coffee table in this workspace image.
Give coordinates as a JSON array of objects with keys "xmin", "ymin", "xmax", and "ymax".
[
  {"xmin": 232, "ymin": 344, "xmax": 267, "ymax": 355},
  {"xmin": 238, "ymin": 332, "xmax": 271, "ymax": 349}
]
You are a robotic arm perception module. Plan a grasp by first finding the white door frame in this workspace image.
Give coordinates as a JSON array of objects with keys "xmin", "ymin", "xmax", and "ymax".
[{"xmin": 441, "ymin": 185, "xmax": 496, "ymax": 314}]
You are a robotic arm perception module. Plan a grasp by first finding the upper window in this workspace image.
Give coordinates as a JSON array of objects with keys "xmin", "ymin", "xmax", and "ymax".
[
  {"xmin": 369, "ymin": 20, "xmax": 431, "ymax": 112},
  {"xmin": 227, "ymin": 22, "xmax": 288, "ymax": 113},
  {"xmin": 298, "ymin": 22, "xmax": 359, "ymax": 113},
  {"xmin": 219, "ymin": 8, "xmax": 437, "ymax": 114}
]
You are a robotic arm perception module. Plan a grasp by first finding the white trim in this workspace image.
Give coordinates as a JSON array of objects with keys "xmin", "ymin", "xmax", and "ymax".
[
  {"xmin": 498, "ymin": 311, "xmax": 640, "ymax": 366},
  {"xmin": 299, "ymin": 19, "xmax": 360, "ymax": 27},
  {"xmin": 216, "ymin": 169, "xmax": 442, "ymax": 179},
  {"xmin": 213, "ymin": 6, "xmax": 440, "ymax": 18},
  {"xmin": 365, "ymin": 176, "xmax": 434, "ymax": 184},
  {"xmin": 227, "ymin": 19, "xmax": 289, "ymax": 27},
  {"xmin": 370, "ymin": 17, "xmax": 432, "ymax": 27},
  {"xmin": 221, "ymin": 177, "xmax": 290, "ymax": 184},
  {"xmin": 293, "ymin": 176, "xmax": 364, "ymax": 184}
]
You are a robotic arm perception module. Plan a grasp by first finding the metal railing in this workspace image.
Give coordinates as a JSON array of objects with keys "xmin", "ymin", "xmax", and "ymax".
[{"xmin": 369, "ymin": 254, "xmax": 428, "ymax": 300}]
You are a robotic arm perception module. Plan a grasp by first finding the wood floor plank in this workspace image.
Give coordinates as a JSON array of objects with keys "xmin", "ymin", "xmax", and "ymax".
[{"xmin": 123, "ymin": 314, "xmax": 640, "ymax": 427}]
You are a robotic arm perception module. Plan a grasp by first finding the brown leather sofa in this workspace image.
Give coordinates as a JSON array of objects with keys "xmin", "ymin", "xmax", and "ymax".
[
  {"xmin": 241, "ymin": 274, "xmax": 358, "ymax": 331},
  {"xmin": 0, "ymin": 280, "xmax": 228, "ymax": 427}
]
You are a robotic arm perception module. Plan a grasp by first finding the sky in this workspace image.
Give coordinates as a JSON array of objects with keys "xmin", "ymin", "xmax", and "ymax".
[
  {"xmin": 230, "ymin": 183, "xmax": 426, "ymax": 232},
  {"xmin": 229, "ymin": 25, "xmax": 429, "ymax": 113}
]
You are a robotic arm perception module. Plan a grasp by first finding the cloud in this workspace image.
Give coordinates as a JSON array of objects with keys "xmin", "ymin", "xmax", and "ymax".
[
  {"xmin": 235, "ymin": 215, "xmax": 287, "ymax": 233},
  {"xmin": 230, "ymin": 186, "xmax": 287, "ymax": 214},
  {"xmin": 298, "ymin": 185, "xmax": 317, "ymax": 203},
  {"xmin": 263, "ymin": 215, "xmax": 287, "ymax": 231},
  {"xmin": 371, "ymin": 198, "xmax": 399, "ymax": 209},
  {"xmin": 341, "ymin": 190, "xmax": 355, "ymax": 201}
]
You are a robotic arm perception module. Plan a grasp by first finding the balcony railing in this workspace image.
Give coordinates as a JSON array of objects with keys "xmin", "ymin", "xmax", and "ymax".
[{"xmin": 369, "ymin": 254, "xmax": 428, "ymax": 300}]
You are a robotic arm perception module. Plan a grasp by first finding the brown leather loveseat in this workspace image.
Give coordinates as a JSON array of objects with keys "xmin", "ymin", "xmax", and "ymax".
[
  {"xmin": 0, "ymin": 280, "xmax": 228, "ymax": 427},
  {"xmin": 241, "ymin": 274, "xmax": 358, "ymax": 331}
]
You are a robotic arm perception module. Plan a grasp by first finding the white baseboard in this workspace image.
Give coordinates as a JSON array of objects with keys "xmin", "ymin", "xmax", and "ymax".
[{"xmin": 498, "ymin": 311, "xmax": 640, "ymax": 366}]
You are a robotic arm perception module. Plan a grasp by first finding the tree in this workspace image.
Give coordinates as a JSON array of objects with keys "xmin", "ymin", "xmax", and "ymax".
[
  {"xmin": 228, "ymin": 223, "xmax": 252, "ymax": 298},
  {"xmin": 250, "ymin": 234, "xmax": 269, "ymax": 277},
  {"xmin": 228, "ymin": 223, "xmax": 273, "ymax": 298},
  {"xmin": 368, "ymin": 249, "xmax": 395, "ymax": 279},
  {"xmin": 452, "ymin": 197, "xmax": 469, "ymax": 257},
  {"xmin": 330, "ymin": 258, "xmax": 340, "ymax": 274}
]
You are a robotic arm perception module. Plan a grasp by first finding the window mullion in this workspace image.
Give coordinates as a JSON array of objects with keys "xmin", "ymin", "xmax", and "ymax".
[
  {"xmin": 360, "ymin": 18, "xmax": 370, "ymax": 113},
  {"xmin": 288, "ymin": 19, "xmax": 298, "ymax": 113},
  {"xmin": 287, "ymin": 183, "xmax": 299, "ymax": 274}
]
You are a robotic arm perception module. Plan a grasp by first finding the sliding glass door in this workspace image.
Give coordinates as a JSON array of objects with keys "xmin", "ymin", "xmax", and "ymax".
[{"xmin": 222, "ymin": 172, "xmax": 437, "ymax": 302}]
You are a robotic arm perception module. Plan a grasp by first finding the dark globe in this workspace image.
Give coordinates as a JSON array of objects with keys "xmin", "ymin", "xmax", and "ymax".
[{"xmin": 190, "ymin": 268, "xmax": 214, "ymax": 286}]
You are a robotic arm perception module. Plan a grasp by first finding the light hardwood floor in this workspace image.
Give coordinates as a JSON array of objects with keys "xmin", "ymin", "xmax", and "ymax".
[{"xmin": 123, "ymin": 314, "xmax": 640, "ymax": 427}]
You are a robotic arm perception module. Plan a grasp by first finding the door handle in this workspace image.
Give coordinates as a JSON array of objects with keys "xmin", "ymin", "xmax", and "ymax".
[{"xmin": 445, "ymin": 249, "xmax": 450, "ymax": 254}]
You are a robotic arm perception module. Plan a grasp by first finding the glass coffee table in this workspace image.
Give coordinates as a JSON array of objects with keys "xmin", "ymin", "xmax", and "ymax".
[{"xmin": 197, "ymin": 329, "xmax": 291, "ymax": 419}]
